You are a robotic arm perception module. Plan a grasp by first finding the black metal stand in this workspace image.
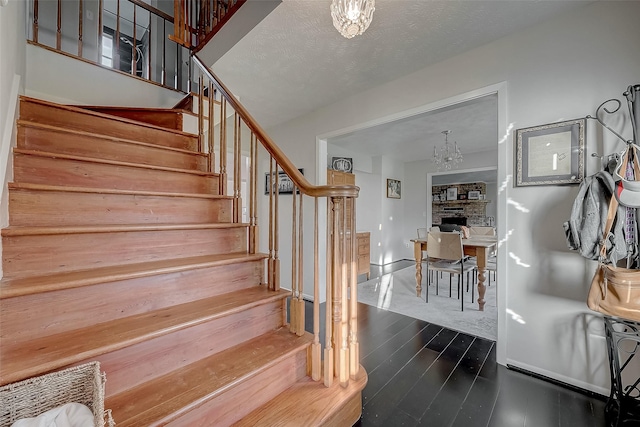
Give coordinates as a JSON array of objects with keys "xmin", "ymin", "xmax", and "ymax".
[{"xmin": 603, "ymin": 316, "xmax": 640, "ymax": 426}]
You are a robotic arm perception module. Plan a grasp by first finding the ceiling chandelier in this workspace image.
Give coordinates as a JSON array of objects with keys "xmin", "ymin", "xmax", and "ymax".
[
  {"xmin": 433, "ymin": 130, "xmax": 463, "ymax": 171},
  {"xmin": 330, "ymin": 0, "xmax": 375, "ymax": 39}
]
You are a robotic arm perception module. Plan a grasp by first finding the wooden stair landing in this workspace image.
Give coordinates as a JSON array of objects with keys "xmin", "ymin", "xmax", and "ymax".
[{"xmin": 234, "ymin": 367, "xmax": 368, "ymax": 427}]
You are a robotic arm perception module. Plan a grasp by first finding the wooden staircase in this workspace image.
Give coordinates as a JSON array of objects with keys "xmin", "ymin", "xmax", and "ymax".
[{"xmin": 0, "ymin": 97, "xmax": 365, "ymax": 425}]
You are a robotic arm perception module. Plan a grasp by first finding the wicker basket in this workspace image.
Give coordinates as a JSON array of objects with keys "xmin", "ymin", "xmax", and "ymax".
[{"xmin": 0, "ymin": 362, "xmax": 114, "ymax": 427}]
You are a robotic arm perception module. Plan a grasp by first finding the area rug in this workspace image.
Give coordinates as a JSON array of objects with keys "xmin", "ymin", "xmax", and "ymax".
[{"xmin": 358, "ymin": 266, "xmax": 497, "ymax": 341}]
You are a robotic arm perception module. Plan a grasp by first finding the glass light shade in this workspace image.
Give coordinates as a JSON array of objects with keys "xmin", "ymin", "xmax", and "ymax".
[
  {"xmin": 331, "ymin": 0, "xmax": 375, "ymax": 39},
  {"xmin": 433, "ymin": 130, "xmax": 463, "ymax": 171}
]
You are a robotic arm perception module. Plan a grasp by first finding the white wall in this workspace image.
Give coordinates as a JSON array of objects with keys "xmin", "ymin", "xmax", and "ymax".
[
  {"xmin": 25, "ymin": 43, "xmax": 184, "ymax": 107},
  {"xmin": 265, "ymin": 1, "xmax": 640, "ymax": 394},
  {"xmin": 485, "ymin": 179, "xmax": 497, "ymax": 223},
  {"xmin": 327, "ymin": 143, "xmax": 373, "ymax": 173},
  {"xmin": 353, "ymin": 168, "xmax": 382, "ymax": 263},
  {"xmin": 1, "ymin": 0, "xmax": 27, "ymax": 279},
  {"xmin": 379, "ymin": 156, "xmax": 405, "ymax": 265},
  {"xmin": 0, "ymin": 0, "xmax": 25, "ymax": 173}
]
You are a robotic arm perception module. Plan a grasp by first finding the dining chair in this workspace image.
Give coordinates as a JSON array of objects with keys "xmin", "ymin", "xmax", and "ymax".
[
  {"xmin": 486, "ymin": 259, "xmax": 497, "ymax": 285},
  {"xmin": 468, "ymin": 226, "xmax": 497, "ymax": 285},
  {"xmin": 425, "ymin": 231, "xmax": 475, "ymax": 311},
  {"xmin": 468, "ymin": 226, "xmax": 496, "ymax": 237},
  {"xmin": 417, "ymin": 228, "xmax": 437, "ymax": 284}
]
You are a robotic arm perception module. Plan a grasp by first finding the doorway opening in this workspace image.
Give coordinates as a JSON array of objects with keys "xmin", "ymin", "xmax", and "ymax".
[{"xmin": 316, "ymin": 82, "xmax": 508, "ymax": 362}]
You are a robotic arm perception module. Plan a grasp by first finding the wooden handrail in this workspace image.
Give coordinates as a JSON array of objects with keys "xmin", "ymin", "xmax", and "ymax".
[
  {"xmin": 129, "ymin": 0, "xmax": 174, "ymax": 23},
  {"xmin": 191, "ymin": 54, "xmax": 359, "ymax": 199},
  {"xmin": 192, "ymin": 0, "xmax": 246, "ymax": 54}
]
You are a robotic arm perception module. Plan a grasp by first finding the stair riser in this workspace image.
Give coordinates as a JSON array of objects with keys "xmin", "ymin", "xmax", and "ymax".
[
  {"xmin": 323, "ymin": 395, "xmax": 363, "ymax": 427},
  {"xmin": 20, "ymin": 99, "xmax": 197, "ymax": 151},
  {"xmin": 2, "ymin": 227, "xmax": 247, "ymax": 278},
  {"xmin": 99, "ymin": 300, "xmax": 286, "ymax": 397},
  {"xmin": 81, "ymin": 108, "xmax": 183, "ymax": 131},
  {"xmin": 18, "ymin": 125, "xmax": 207, "ymax": 171},
  {"xmin": 9, "ymin": 188, "xmax": 232, "ymax": 226},
  {"xmin": 13, "ymin": 153, "xmax": 219, "ymax": 195},
  {"xmin": 166, "ymin": 349, "xmax": 308, "ymax": 427},
  {"xmin": 1, "ymin": 260, "xmax": 265, "ymax": 344}
]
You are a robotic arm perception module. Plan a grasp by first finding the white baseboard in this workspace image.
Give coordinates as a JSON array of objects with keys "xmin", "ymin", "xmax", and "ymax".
[
  {"xmin": 1, "ymin": 74, "xmax": 20, "ymax": 201},
  {"xmin": 506, "ymin": 358, "xmax": 609, "ymax": 396}
]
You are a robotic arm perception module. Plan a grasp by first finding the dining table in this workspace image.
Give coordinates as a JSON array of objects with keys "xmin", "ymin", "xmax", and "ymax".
[{"xmin": 411, "ymin": 236, "xmax": 497, "ymax": 311}]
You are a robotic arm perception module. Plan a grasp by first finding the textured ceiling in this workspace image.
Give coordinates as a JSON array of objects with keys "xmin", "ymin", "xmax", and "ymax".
[
  {"xmin": 327, "ymin": 93, "xmax": 498, "ymax": 163},
  {"xmin": 212, "ymin": 0, "xmax": 593, "ymax": 160}
]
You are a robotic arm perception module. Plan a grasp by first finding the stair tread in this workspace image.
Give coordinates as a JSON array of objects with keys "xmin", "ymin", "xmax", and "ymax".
[
  {"xmin": 77, "ymin": 105, "xmax": 186, "ymax": 113},
  {"xmin": 17, "ymin": 120, "xmax": 203, "ymax": 156},
  {"xmin": 233, "ymin": 367, "xmax": 368, "ymax": 427},
  {"xmin": 13, "ymin": 148, "xmax": 215, "ymax": 177},
  {"xmin": 0, "ymin": 252, "xmax": 267, "ymax": 299},
  {"xmin": 108, "ymin": 328, "xmax": 313, "ymax": 427},
  {"xmin": 8, "ymin": 182, "xmax": 234, "ymax": 200},
  {"xmin": 21, "ymin": 96, "xmax": 196, "ymax": 137},
  {"xmin": 0, "ymin": 287, "xmax": 289, "ymax": 386},
  {"xmin": 2, "ymin": 222, "xmax": 249, "ymax": 236}
]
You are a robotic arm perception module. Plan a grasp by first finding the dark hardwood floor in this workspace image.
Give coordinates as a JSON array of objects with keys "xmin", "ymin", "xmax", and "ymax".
[{"xmin": 303, "ymin": 260, "xmax": 608, "ymax": 427}]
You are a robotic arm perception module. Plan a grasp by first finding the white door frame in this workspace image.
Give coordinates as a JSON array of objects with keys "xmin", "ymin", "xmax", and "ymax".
[{"xmin": 316, "ymin": 81, "xmax": 508, "ymax": 365}]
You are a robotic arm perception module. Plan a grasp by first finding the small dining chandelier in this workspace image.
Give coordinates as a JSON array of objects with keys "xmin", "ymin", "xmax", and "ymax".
[
  {"xmin": 330, "ymin": 0, "xmax": 375, "ymax": 39},
  {"xmin": 433, "ymin": 130, "xmax": 464, "ymax": 171}
]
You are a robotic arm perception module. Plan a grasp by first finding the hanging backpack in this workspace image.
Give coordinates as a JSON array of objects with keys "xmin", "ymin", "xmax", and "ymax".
[{"xmin": 563, "ymin": 169, "xmax": 628, "ymax": 263}]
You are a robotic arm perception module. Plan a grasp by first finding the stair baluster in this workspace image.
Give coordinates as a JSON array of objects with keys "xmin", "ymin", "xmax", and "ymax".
[{"xmin": 192, "ymin": 54, "xmax": 363, "ymax": 388}]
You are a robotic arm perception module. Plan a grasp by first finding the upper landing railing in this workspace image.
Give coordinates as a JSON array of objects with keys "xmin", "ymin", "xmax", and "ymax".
[{"xmin": 27, "ymin": 0, "xmax": 242, "ymax": 93}]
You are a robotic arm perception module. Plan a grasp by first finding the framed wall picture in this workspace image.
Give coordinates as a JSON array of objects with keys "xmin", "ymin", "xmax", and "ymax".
[
  {"xmin": 265, "ymin": 169, "xmax": 304, "ymax": 195},
  {"xmin": 387, "ymin": 179, "xmax": 401, "ymax": 199},
  {"xmin": 515, "ymin": 118, "xmax": 585, "ymax": 187},
  {"xmin": 467, "ymin": 190, "xmax": 480, "ymax": 200},
  {"xmin": 446, "ymin": 187, "xmax": 458, "ymax": 201},
  {"xmin": 331, "ymin": 157, "xmax": 353, "ymax": 173}
]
